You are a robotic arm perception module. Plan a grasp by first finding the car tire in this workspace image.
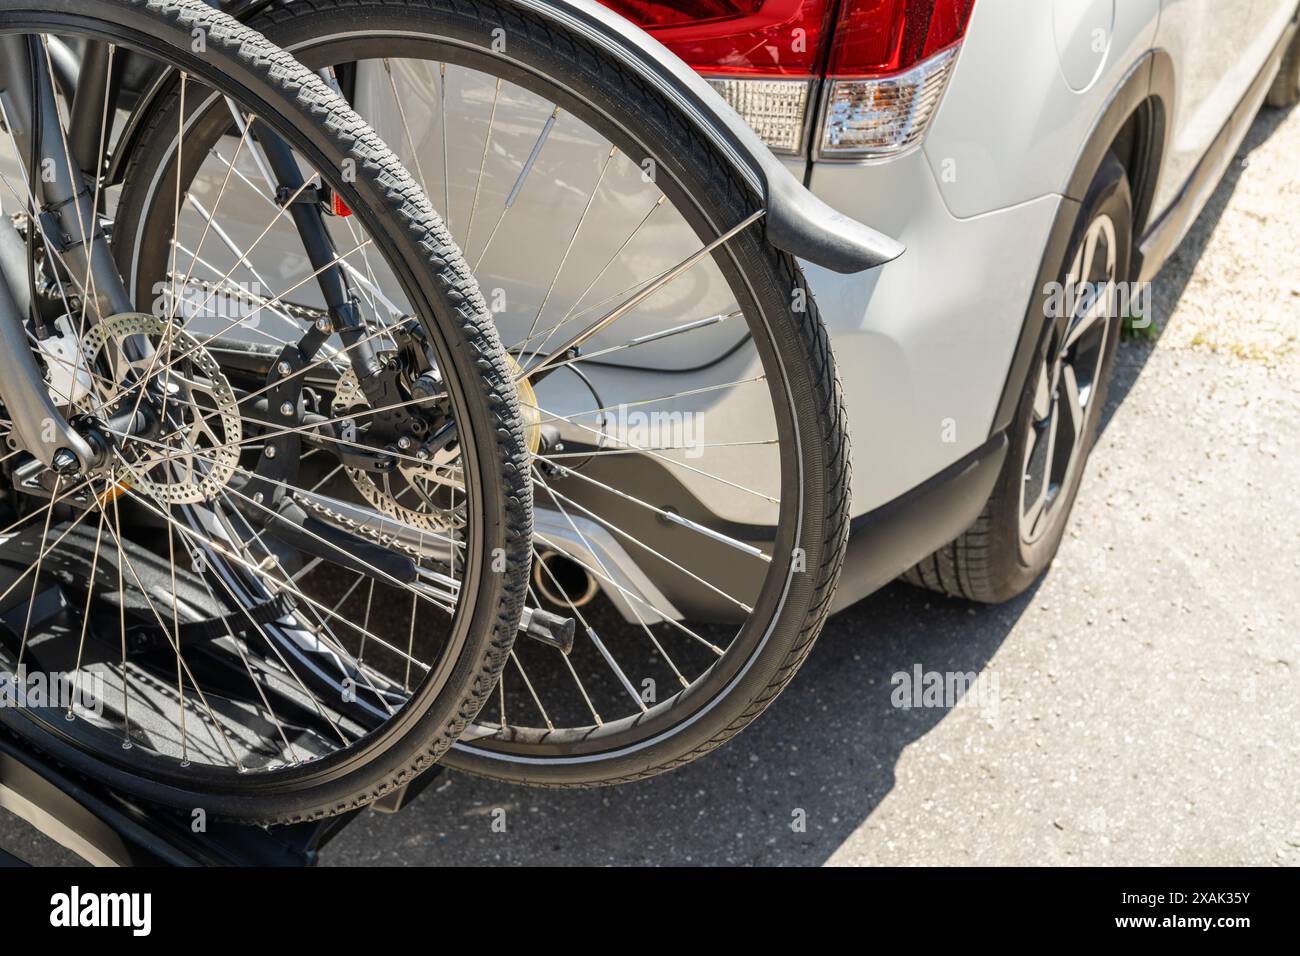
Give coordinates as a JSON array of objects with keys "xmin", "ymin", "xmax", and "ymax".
[
  {"xmin": 1267, "ymin": 29, "xmax": 1300, "ymax": 108},
  {"xmin": 903, "ymin": 153, "xmax": 1132, "ymax": 604}
]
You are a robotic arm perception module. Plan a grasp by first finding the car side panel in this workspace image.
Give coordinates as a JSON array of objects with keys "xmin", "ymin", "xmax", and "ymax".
[
  {"xmin": 1150, "ymin": 0, "xmax": 1270, "ymax": 217},
  {"xmin": 921, "ymin": 0, "xmax": 1160, "ymax": 218},
  {"xmin": 804, "ymin": 152, "xmax": 1058, "ymax": 513}
]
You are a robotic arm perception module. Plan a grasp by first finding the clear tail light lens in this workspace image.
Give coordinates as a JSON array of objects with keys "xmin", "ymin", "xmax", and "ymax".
[
  {"xmin": 707, "ymin": 78, "xmax": 812, "ymax": 153},
  {"xmin": 819, "ymin": 45, "xmax": 959, "ymax": 158}
]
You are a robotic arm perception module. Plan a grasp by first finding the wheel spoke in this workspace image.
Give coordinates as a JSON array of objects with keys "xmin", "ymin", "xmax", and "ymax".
[
  {"xmin": 1065, "ymin": 284, "xmax": 1111, "ymax": 351},
  {"xmin": 524, "ymin": 577, "xmax": 602, "ymax": 726},
  {"xmin": 15, "ymin": 475, "xmax": 65, "ymax": 672},
  {"xmin": 532, "ymin": 405, "xmax": 779, "ymax": 505},
  {"xmin": 534, "ymin": 473, "xmax": 755, "ymax": 612},
  {"xmin": 472, "ymin": 106, "xmax": 560, "ymax": 271},
  {"xmin": 92, "ymin": 491, "xmax": 246, "ymax": 768},
  {"xmin": 463, "ymin": 77, "xmax": 502, "ymax": 254},
  {"xmin": 1024, "ymin": 400, "xmax": 1060, "ymax": 541},
  {"xmin": 67, "ymin": 488, "xmax": 109, "ymax": 718},
  {"xmin": 383, "ymin": 59, "xmax": 434, "ymax": 206},
  {"xmin": 520, "ymin": 146, "xmax": 616, "ymax": 352},
  {"xmin": 519, "ymin": 210, "xmax": 765, "ymax": 380},
  {"xmin": 508, "ymin": 195, "xmax": 667, "ymax": 354}
]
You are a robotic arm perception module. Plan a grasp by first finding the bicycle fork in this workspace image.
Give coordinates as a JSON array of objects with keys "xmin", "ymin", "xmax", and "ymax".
[{"xmin": 0, "ymin": 35, "xmax": 129, "ymax": 472}]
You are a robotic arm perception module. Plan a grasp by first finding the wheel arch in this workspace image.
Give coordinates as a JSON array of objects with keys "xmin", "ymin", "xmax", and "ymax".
[{"xmin": 989, "ymin": 48, "xmax": 1172, "ymax": 436}]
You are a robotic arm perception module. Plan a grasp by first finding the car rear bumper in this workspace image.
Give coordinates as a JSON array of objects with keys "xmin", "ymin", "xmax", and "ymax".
[
  {"xmin": 798, "ymin": 150, "xmax": 1058, "ymax": 520},
  {"xmin": 829, "ymin": 430, "xmax": 1007, "ymax": 614}
]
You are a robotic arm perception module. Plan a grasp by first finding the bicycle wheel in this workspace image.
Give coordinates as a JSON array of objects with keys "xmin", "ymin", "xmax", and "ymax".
[
  {"xmin": 113, "ymin": 0, "xmax": 851, "ymax": 787},
  {"xmin": 0, "ymin": 0, "xmax": 531, "ymax": 822}
]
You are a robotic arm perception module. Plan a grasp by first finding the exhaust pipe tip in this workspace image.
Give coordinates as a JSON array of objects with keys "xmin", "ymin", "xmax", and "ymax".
[{"xmin": 533, "ymin": 550, "xmax": 599, "ymax": 609}]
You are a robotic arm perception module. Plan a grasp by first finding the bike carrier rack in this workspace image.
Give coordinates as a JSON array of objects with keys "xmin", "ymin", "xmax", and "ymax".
[{"xmin": 0, "ymin": 728, "xmax": 440, "ymax": 866}]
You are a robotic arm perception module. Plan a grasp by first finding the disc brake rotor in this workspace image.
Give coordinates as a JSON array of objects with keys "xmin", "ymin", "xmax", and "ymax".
[
  {"xmin": 332, "ymin": 365, "xmax": 465, "ymax": 533},
  {"xmin": 80, "ymin": 312, "xmax": 241, "ymax": 504}
]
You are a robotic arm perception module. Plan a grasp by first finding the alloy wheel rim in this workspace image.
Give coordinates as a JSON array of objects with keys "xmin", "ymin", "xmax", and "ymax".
[{"xmin": 1019, "ymin": 213, "xmax": 1116, "ymax": 546}]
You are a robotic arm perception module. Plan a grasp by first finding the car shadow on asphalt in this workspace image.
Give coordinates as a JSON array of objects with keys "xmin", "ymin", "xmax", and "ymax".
[{"xmin": 1102, "ymin": 101, "xmax": 1295, "ymax": 432}]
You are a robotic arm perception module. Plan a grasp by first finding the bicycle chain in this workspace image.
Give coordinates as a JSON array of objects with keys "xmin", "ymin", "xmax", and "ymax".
[
  {"xmin": 289, "ymin": 489, "xmax": 450, "ymax": 562},
  {"xmin": 165, "ymin": 272, "xmax": 331, "ymax": 326}
]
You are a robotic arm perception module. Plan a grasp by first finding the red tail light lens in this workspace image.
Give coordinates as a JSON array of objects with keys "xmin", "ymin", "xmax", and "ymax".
[
  {"xmin": 602, "ymin": 0, "xmax": 973, "ymax": 77},
  {"xmin": 603, "ymin": 0, "xmax": 835, "ymax": 76},
  {"xmin": 831, "ymin": 0, "xmax": 975, "ymax": 76},
  {"xmin": 602, "ymin": 0, "xmax": 766, "ymax": 29}
]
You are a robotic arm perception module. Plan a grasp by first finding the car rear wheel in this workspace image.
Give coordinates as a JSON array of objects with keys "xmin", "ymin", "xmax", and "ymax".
[
  {"xmin": 1267, "ymin": 27, "xmax": 1300, "ymax": 108},
  {"xmin": 903, "ymin": 153, "xmax": 1131, "ymax": 604}
]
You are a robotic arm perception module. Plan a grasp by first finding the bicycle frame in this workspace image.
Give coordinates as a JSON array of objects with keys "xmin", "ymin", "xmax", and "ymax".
[{"xmin": 0, "ymin": 32, "xmax": 380, "ymax": 478}]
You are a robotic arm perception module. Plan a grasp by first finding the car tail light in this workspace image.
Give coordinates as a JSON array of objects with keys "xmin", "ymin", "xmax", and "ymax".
[
  {"xmin": 705, "ymin": 77, "xmax": 812, "ymax": 152},
  {"xmin": 819, "ymin": 46, "xmax": 959, "ymax": 157},
  {"xmin": 601, "ymin": 0, "xmax": 975, "ymax": 158},
  {"xmin": 601, "ymin": 0, "xmax": 833, "ymax": 76}
]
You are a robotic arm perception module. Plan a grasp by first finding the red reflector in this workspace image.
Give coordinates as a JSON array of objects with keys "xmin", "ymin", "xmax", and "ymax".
[{"xmin": 331, "ymin": 193, "xmax": 352, "ymax": 217}]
